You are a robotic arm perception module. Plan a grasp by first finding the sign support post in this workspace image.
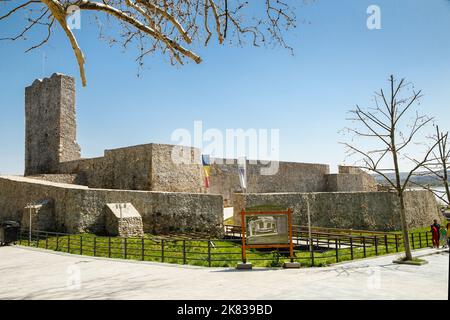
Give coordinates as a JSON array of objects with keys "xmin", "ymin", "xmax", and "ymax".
[{"xmin": 240, "ymin": 209, "xmax": 247, "ymax": 264}]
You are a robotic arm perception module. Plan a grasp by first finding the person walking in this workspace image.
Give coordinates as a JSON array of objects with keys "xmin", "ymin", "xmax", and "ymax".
[
  {"xmin": 447, "ymin": 221, "xmax": 450, "ymax": 248},
  {"xmin": 439, "ymin": 226, "xmax": 448, "ymax": 249},
  {"xmin": 431, "ymin": 220, "xmax": 440, "ymax": 248}
]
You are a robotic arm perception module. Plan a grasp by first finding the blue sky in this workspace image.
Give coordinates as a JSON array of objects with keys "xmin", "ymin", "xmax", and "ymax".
[{"xmin": 1, "ymin": 0, "xmax": 450, "ymax": 174}]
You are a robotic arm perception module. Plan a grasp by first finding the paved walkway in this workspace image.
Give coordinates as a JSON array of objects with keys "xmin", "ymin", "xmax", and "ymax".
[{"xmin": 0, "ymin": 246, "xmax": 447, "ymax": 300}]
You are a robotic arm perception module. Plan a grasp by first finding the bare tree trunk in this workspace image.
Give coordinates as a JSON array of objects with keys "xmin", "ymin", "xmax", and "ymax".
[
  {"xmin": 390, "ymin": 92, "xmax": 413, "ymax": 261},
  {"xmin": 398, "ymin": 192, "xmax": 413, "ymax": 260},
  {"xmin": 443, "ymin": 167, "xmax": 450, "ymax": 206}
]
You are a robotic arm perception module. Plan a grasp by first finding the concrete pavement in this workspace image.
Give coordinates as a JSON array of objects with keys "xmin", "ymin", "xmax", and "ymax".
[{"xmin": 0, "ymin": 245, "xmax": 447, "ymax": 300}]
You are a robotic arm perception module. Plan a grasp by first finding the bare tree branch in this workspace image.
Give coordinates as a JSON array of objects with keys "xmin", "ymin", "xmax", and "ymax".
[
  {"xmin": 0, "ymin": 0, "xmax": 40, "ymax": 20},
  {"xmin": 25, "ymin": 16, "xmax": 54, "ymax": 52},
  {"xmin": 1, "ymin": 0, "xmax": 299, "ymax": 86}
]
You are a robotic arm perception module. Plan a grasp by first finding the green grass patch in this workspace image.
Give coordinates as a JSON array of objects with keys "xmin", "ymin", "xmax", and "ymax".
[
  {"xmin": 245, "ymin": 205, "xmax": 288, "ymax": 212},
  {"xmin": 17, "ymin": 229, "xmax": 434, "ymax": 268},
  {"xmin": 224, "ymin": 217, "xmax": 234, "ymax": 226},
  {"xmin": 393, "ymin": 257, "xmax": 428, "ymax": 265}
]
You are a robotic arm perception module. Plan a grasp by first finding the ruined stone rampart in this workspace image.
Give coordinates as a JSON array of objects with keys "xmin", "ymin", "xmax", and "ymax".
[
  {"xmin": 233, "ymin": 190, "xmax": 439, "ymax": 231},
  {"xmin": 0, "ymin": 176, "xmax": 223, "ymax": 236},
  {"xmin": 57, "ymin": 144, "xmax": 206, "ymax": 193},
  {"xmin": 210, "ymin": 159, "xmax": 330, "ymax": 206},
  {"xmin": 325, "ymin": 165, "xmax": 378, "ymax": 192},
  {"xmin": 27, "ymin": 174, "xmax": 82, "ymax": 185}
]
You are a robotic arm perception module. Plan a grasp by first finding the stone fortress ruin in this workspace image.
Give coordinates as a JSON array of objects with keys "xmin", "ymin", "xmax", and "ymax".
[{"xmin": 0, "ymin": 73, "xmax": 440, "ymax": 237}]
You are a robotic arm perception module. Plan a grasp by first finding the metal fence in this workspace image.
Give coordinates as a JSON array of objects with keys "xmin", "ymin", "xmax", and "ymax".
[{"xmin": 16, "ymin": 228, "xmax": 433, "ymax": 267}]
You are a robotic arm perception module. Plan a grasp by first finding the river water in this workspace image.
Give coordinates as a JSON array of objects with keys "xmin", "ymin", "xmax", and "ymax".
[{"xmin": 410, "ymin": 186, "xmax": 448, "ymax": 204}]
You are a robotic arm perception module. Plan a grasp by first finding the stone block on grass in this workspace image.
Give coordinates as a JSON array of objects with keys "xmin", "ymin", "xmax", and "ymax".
[{"xmin": 105, "ymin": 203, "xmax": 144, "ymax": 237}]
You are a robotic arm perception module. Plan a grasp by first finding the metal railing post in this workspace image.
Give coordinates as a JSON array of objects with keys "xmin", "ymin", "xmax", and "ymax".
[
  {"xmin": 374, "ymin": 236, "xmax": 378, "ymax": 256},
  {"xmin": 141, "ymin": 238, "xmax": 145, "ymax": 261},
  {"xmin": 426, "ymin": 232, "xmax": 429, "ymax": 247},
  {"xmin": 124, "ymin": 238, "xmax": 127, "ymax": 259},
  {"xmin": 350, "ymin": 237, "xmax": 354, "ymax": 260},
  {"xmin": 80, "ymin": 236, "xmax": 83, "ymax": 255},
  {"xmin": 395, "ymin": 234, "xmax": 399, "ymax": 252},
  {"xmin": 161, "ymin": 239, "xmax": 165, "ymax": 263},
  {"xmin": 108, "ymin": 237, "xmax": 111, "ymax": 258},
  {"xmin": 45, "ymin": 232, "xmax": 48, "ymax": 250},
  {"xmin": 68, "ymin": 235, "xmax": 71, "ymax": 253},
  {"xmin": 208, "ymin": 240, "xmax": 212, "ymax": 267},
  {"xmin": 335, "ymin": 239, "xmax": 339, "ymax": 263},
  {"xmin": 384, "ymin": 234, "xmax": 388, "ymax": 253},
  {"xmin": 362, "ymin": 236, "xmax": 366, "ymax": 258},
  {"xmin": 94, "ymin": 237, "xmax": 97, "ymax": 257},
  {"xmin": 419, "ymin": 232, "xmax": 422, "ymax": 248},
  {"xmin": 411, "ymin": 233, "xmax": 415, "ymax": 250},
  {"xmin": 56, "ymin": 234, "xmax": 59, "ymax": 251},
  {"xmin": 183, "ymin": 240, "xmax": 187, "ymax": 265}
]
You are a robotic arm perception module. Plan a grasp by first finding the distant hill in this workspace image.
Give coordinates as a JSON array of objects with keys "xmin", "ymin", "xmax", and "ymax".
[{"xmin": 372, "ymin": 171, "xmax": 450, "ymax": 187}]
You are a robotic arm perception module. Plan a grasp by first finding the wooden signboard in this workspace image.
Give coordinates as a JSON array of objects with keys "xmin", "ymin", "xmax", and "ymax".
[{"xmin": 240, "ymin": 208, "xmax": 294, "ymax": 263}]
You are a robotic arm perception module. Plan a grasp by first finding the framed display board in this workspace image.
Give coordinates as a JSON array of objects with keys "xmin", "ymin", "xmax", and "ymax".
[{"xmin": 240, "ymin": 208, "xmax": 294, "ymax": 263}]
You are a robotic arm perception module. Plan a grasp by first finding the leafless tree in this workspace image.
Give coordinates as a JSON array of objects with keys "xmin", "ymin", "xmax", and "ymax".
[
  {"xmin": 341, "ymin": 75, "xmax": 442, "ymax": 261},
  {"xmin": 0, "ymin": 0, "xmax": 300, "ymax": 86},
  {"xmin": 410, "ymin": 126, "xmax": 449, "ymax": 207}
]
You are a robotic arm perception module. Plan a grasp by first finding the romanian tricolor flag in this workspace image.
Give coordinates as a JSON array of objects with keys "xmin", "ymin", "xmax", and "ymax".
[{"xmin": 202, "ymin": 155, "xmax": 211, "ymax": 188}]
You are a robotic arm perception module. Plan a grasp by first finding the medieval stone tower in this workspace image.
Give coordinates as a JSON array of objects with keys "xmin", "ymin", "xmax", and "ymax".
[{"xmin": 25, "ymin": 73, "xmax": 81, "ymax": 175}]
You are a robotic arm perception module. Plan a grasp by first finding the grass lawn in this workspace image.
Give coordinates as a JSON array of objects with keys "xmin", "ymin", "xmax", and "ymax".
[
  {"xmin": 17, "ymin": 229, "xmax": 433, "ymax": 268},
  {"xmin": 224, "ymin": 217, "xmax": 234, "ymax": 225}
]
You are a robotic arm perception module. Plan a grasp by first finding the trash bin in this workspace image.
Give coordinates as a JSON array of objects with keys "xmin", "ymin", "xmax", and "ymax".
[{"xmin": 0, "ymin": 221, "xmax": 20, "ymax": 246}]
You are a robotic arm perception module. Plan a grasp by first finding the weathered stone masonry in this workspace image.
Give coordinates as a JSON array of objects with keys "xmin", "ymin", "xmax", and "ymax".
[
  {"xmin": 210, "ymin": 160, "xmax": 379, "ymax": 206},
  {"xmin": 0, "ymin": 176, "xmax": 223, "ymax": 236},
  {"xmin": 57, "ymin": 143, "xmax": 207, "ymax": 193},
  {"xmin": 25, "ymin": 73, "xmax": 80, "ymax": 175},
  {"xmin": 232, "ymin": 191, "xmax": 440, "ymax": 231}
]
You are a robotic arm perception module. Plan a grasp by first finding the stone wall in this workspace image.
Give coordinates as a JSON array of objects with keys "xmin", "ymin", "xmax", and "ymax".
[
  {"xmin": 151, "ymin": 144, "xmax": 206, "ymax": 193},
  {"xmin": 326, "ymin": 174, "xmax": 378, "ymax": 192},
  {"xmin": 209, "ymin": 159, "xmax": 330, "ymax": 206},
  {"xmin": 58, "ymin": 157, "xmax": 106, "ymax": 188},
  {"xmin": 337, "ymin": 165, "xmax": 366, "ymax": 174},
  {"xmin": 21, "ymin": 199, "xmax": 55, "ymax": 231},
  {"xmin": 27, "ymin": 174, "xmax": 82, "ymax": 185},
  {"xmin": 232, "ymin": 190, "xmax": 439, "ymax": 231},
  {"xmin": 0, "ymin": 176, "xmax": 223, "ymax": 236},
  {"xmin": 104, "ymin": 144, "xmax": 154, "ymax": 190},
  {"xmin": 325, "ymin": 166, "xmax": 378, "ymax": 192},
  {"xmin": 57, "ymin": 143, "xmax": 206, "ymax": 193},
  {"xmin": 25, "ymin": 73, "xmax": 80, "ymax": 175}
]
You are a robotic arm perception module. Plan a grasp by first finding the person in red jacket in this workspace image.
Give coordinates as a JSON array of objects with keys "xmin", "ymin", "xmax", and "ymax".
[{"xmin": 431, "ymin": 220, "xmax": 440, "ymax": 248}]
